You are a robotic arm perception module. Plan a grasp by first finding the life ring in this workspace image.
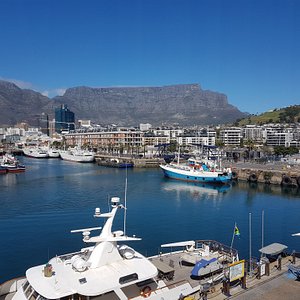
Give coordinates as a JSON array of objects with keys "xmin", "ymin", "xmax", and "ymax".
[
  {"xmin": 281, "ymin": 175, "xmax": 292, "ymax": 186},
  {"xmin": 140, "ymin": 286, "xmax": 152, "ymax": 298},
  {"xmin": 248, "ymin": 173, "xmax": 257, "ymax": 183}
]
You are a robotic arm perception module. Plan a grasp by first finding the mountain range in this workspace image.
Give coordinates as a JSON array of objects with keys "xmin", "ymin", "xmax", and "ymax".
[{"xmin": 0, "ymin": 80, "xmax": 247, "ymax": 126}]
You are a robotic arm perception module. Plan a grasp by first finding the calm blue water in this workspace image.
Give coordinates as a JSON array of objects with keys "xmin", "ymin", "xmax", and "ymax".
[{"xmin": 1, "ymin": 157, "xmax": 300, "ymax": 282}]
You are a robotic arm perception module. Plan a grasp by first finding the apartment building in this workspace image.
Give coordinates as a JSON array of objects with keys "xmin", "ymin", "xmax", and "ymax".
[{"xmin": 220, "ymin": 127, "xmax": 242, "ymax": 146}]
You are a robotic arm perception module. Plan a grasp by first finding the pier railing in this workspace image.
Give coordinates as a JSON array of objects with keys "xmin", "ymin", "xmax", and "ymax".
[{"xmin": 195, "ymin": 239, "xmax": 239, "ymax": 259}]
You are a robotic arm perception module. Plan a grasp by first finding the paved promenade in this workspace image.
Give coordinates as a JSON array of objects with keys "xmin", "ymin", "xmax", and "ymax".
[{"xmin": 197, "ymin": 256, "xmax": 300, "ymax": 300}]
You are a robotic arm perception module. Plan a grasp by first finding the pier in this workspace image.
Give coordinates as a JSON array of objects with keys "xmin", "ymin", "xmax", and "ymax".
[{"xmin": 196, "ymin": 254, "xmax": 300, "ymax": 300}]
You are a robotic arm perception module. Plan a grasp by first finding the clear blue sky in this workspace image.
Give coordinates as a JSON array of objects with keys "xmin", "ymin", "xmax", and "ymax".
[{"xmin": 0, "ymin": 0, "xmax": 299, "ymax": 114}]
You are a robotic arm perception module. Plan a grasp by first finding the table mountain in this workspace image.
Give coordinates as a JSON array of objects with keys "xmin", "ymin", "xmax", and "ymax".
[{"xmin": 0, "ymin": 80, "xmax": 247, "ymax": 126}]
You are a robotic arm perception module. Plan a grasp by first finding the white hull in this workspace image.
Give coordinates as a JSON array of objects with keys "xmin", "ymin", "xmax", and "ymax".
[
  {"xmin": 22, "ymin": 148, "xmax": 49, "ymax": 158},
  {"xmin": 59, "ymin": 150, "xmax": 95, "ymax": 163},
  {"xmin": 47, "ymin": 149, "xmax": 60, "ymax": 158}
]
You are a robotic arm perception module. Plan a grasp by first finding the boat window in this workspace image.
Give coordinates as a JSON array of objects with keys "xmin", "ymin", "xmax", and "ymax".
[
  {"xmin": 119, "ymin": 273, "xmax": 138, "ymax": 284},
  {"xmin": 136, "ymin": 279, "xmax": 155, "ymax": 287},
  {"xmin": 61, "ymin": 294, "xmax": 88, "ymax": 300},
  {"xmin": 25, "ymin": 285, "xmax": 33, "ymax": 298},
  {"xmin": 23, "ymin": 281, "xmax": 30, "ymax": 292},
  {"xmin": 29, "ymin": 290, "xmax": 39, "ymax": 300}
]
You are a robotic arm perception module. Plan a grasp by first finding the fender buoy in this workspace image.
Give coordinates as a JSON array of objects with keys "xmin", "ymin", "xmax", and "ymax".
[
  {"xmin": 232, "ymin": 171, "xmax": 238, "ymax": 180},
  {"xmin": 248, "ymin": 173, "xmax": 257, "ymax": 183},
  {"xmin": 297, "ymin": 176, "xmax": 300, "ymax": 187},
  {"xmin": 281, "ymin": 176, "xmax": 292, "ymax": 186},
  {"xmin": 140, "ymin": 286, "xmax": 152, "ymax": 298}
]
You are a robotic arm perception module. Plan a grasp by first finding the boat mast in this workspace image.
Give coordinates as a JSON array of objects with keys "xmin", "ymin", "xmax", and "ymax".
[
  {"xmin": 230, "ymin": 222, "xmax": 236, "ymax": 248},
  {"xmin": 249, "ymin": 212, "xmax": 252, "ymax": 275},
  {"xmin": 123, "ymin": 166, "xmax": 128, "ymax": 236},
  {"xmin": 261, "ymin": 210, "xmax": 264, "ymax": 251}
]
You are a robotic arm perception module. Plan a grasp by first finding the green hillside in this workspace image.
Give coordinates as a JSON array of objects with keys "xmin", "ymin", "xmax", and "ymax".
[{"xmin": 236, "ymin": 105, "xmax": 300, "ymax": 126}]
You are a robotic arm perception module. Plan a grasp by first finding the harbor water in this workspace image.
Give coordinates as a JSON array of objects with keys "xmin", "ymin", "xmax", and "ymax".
[{"xmin": 1, "ymin": 157, "xmax": 300, "ymax": 283}]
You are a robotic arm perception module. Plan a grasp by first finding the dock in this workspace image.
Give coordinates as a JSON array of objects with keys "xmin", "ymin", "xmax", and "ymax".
[
  {"xmin": 184, "ymin": 255, "xmax": 300, "ymax": 300},
  {"xmin": 214, "ymin": 256, "xmax": 299, "ymax": 300}
]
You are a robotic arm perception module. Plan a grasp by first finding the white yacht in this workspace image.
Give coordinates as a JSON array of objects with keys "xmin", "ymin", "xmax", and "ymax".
[
  {"xmin": 23, "ymin": 147, "xmax": 49, "ymax": 158},
  {"xmin": 59, "ymin": 147, "xmax": 95, "ymax": 163},
  {"xmin": 0, "ymin": 197, "xmax": 238, "ymax": 300},
  {"xmin": 47, "ymin": 148, "xmax": 60, "ymax": 158}
]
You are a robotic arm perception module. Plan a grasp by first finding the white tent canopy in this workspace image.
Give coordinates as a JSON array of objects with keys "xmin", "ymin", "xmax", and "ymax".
[{"xmin": 259, "ymin": 243, "xmax": 288, "ymax": 255}]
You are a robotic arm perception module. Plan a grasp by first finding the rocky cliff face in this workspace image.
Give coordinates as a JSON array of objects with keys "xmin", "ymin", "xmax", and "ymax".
[
  {"xmin": 52, "ymin": 84, "xmax": 246, "ymax": 125},
  {"xmin": 0, "ymin": 80, "xmax": 246, "ymax": 126},
  {"xmin": 0, "ymin": 80, "xmax": 50, "ymax": 125}
]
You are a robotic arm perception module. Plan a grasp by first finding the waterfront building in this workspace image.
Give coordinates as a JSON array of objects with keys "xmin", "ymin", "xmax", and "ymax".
[
  {"xmin": 55, "ymin": 104, "xmax": 75, "ymax": 133},
  {"xmin": 262, "ymin": 125, "xmax": 298, "ymax": 147},
  {"xmin": 177, "ymin": 130, "xmax": 216, "ymax": 147},
  {"xmin": 64, "ymin": 128, "xmax": 143, "ymax": 155},
  {"xmin": 151, "ymin": 128, "xmax": 184, "ymax": 143},
  {"xmin": 220, "ymin": 127, "xmax": 242, "ymax": 146},
  {"xmin": 78, "ymin": 120, "xmax": 92, "ymax": 128},
  {"xmin": 243, "ymin": 125, "xmax": 263, "ymax": 143},
  {"xmin": 143, "ymin": 132, "xmax": 170, "ymax": 147},
  {"xmin": 140, "ymin": 123, "xmax": 152, "ymax": 131}
]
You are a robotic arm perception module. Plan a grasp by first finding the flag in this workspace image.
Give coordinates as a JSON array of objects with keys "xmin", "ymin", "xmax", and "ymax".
[{"xmin": 234, "ymin": 225, "xmax": 240, "ymax": 237}]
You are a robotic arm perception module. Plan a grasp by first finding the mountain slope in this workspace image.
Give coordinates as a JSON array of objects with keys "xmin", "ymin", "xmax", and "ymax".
[
  {"xmin": 51, "ymin": 84, "xmax": 246, "ymax": 126},
  {"xmin": 0, "ymin": 80, "xmax": 246, "ymax": 126}
]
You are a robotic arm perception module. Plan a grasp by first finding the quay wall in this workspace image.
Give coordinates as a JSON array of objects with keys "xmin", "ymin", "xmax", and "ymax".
[{"xmin": 230, "ymin": 163, "xmax": 300, "ymax": 187}]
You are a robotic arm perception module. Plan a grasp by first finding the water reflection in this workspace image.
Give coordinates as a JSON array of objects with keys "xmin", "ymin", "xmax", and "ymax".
[
  {"xmin": 161, "ymin": 179, "xmax": 231, "ymax": 200},
  {"xmin": 232, "ymin": 181, "xmax": 300, "ymax": 199}
]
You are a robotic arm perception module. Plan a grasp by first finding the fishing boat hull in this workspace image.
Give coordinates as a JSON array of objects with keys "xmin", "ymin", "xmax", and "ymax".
[
  {"xmin": 4, "ymin": 165, "xmax": 26, "ymax": 173},
  {"xmin": 160, "ymin": 164, "xmax": 231, "ymax": 183},
  {"xmin": 0, "ymin": 166, "xmax": 7, "ymax": 174}
]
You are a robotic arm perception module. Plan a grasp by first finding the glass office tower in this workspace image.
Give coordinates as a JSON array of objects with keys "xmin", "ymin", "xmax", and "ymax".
[{"xmin": 55, "ymin": 104, "xmax": 75, "ymax": 133}]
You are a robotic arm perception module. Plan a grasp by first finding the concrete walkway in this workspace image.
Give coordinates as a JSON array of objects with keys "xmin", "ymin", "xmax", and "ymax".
[{"xmin": 197, "ymin": 256, "xmax": 300, "ymax": 300}]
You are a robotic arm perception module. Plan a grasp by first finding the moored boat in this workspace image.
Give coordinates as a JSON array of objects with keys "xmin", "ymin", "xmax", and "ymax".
[
  {"xmin": 23, "ymin": 147, "xmax": 49, "ymax": 159},
  {"xmin": 0, "ymin": 196, "xmax": 238, "ymax": 300},
  {"xmin": 160, "ymin": 157, "xmax": 232, "ymax": 184},
  {"xmin": 47, "ymin": 148, "xmax": 60, "ymax": 158},
  {"xmin": 0, "ymin": 154, "xmax": 25, "ymax": 173},
  {"xmin": 98, "ymin": 158, "xmax": 134, "ymax": 168},
  {"xmin": 59, "ymin": 147, "xmax": 95, "ymax": 163}
]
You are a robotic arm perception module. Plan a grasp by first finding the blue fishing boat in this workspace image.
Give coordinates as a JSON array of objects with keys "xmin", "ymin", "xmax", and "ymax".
[{"xmin": 160, "ymin": 157, "xmax": 232, "ymax": 184}]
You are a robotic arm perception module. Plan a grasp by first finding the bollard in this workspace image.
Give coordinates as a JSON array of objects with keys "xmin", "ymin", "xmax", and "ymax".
[
  {"xmin": 278, "ymin": 256, "xmax": 282, "ymax": 271},
  {"xmin": 222, "ymin": 279, "xmax": 230, "ymax": 297},
  {"xmin": 266, "ymin": 262, "xmax": 270, "ymax": 276},
  {"xmin": 241, "ymin": 274, "xmax": 247, "ymax": 289},
  {"xmin": 292, "ymin": 251, "xmax": 296, "ymax": 264}
]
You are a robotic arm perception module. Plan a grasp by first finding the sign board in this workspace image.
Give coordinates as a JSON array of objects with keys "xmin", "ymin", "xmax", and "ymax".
[{"xmin": 229, "ymin": 260, "xmax": 245, "ymax": 282}]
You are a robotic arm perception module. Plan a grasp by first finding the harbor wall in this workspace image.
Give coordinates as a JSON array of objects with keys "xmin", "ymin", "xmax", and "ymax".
[{"xmin": 231, "ymin": 165, "xmax": 300, "ymax": 187}]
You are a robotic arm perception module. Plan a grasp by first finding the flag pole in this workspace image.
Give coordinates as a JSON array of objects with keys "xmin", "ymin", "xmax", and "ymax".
[
  {"xmin": 230, "ymin": 222, "xmax": 236, "ymax": 248},
  {"xmin": 249, "ymin": 212, "xmax": 252, "ymax": 275}
]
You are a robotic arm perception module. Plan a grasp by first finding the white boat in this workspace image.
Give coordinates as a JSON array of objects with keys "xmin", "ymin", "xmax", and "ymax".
[
  {"xmin": 23, "ymin": 147, "xmax": 49, "ymax": 159},
  {"xmin": 47, "ymin": 148, "xmax": 60, "ymax": 158},
  {"xmin": 0, "ymin": 154, "xmax": 25, "ymax": 173},
  {"xmin": 160, "ymin": 157, "xmax": 232, "ymax": 184},
  {"xmin": 59, "ymin": 147, "xmax": 95, "ymax": 163},
  {"xmin": 0, "ymin": 197, "xmax": 239, "ymax": 300}
]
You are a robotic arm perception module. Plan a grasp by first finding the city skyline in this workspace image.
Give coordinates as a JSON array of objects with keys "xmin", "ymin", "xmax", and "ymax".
[{"xmin": 0, "ymin": 0, "xmax": 299, "ymax": 114}]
